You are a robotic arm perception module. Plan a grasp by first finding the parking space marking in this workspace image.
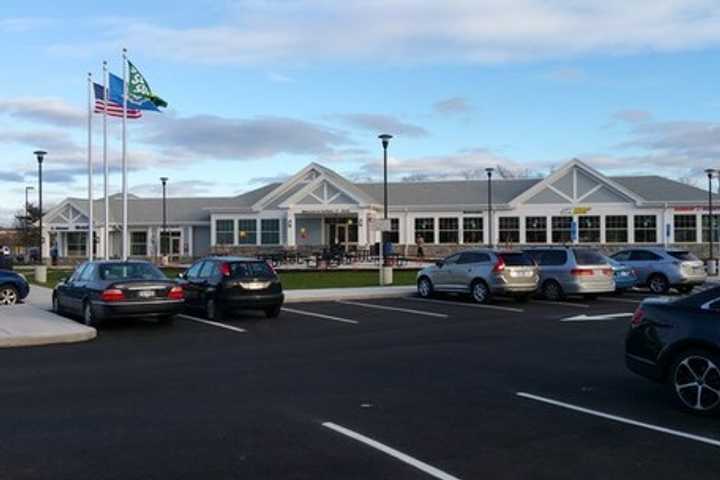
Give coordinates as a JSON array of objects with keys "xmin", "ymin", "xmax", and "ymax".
[
  {"xmin": 336, "ymin": 300, "xmax": 449, "ymax": 318},
  {"xmin": 281, "ymin": 307, "xmax": 358, "ymax": 324},
  {"xmin": 406, "ymin": 297, "xmax": 524, "ymax": 313},
  {"xmin": 560, "ymin": 313, "xmax": 633, "ymax": 322},
  {"xmin": 176, "ymin": 314, "xmax": 247, "ymax": 333},
  {"xmin": 597, "ymin": 297, "xmax": 647, "ymax": 305},
  {"xmin": 533, "ymin": 300, "xmax": 590, "ymax": 309},
  {"xmin": 516, "ymin": 392, "xmax": 720, "ymax": 448},
  {"xmin": 322, "ymin": 422, "xmax": 462, "ymax": 480}
]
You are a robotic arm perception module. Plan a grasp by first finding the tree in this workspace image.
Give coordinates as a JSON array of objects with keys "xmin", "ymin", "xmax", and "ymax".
[{"xmin": 12, "ymin": 203, "xmax": 42, "ymax": 249}]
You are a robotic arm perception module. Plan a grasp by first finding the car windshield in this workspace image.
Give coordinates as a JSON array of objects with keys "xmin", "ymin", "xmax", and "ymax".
[
  {"xmin": 572, "ymin": 249, "xmax": 608, "ymax": 266},
  {"xmin": 499, "ymin": 253, "xmax": 534, "ymax": 266},
  {"xmin": 668, "ymin": 251, "xmax": 698, "ymax": 261},
  {"xmin": 229, "ymin": 261, "xmax": 274, "ymax": 278},
  {"xmin": 99, "ymin": 263, "xmax": 167, "ymax": 281}
]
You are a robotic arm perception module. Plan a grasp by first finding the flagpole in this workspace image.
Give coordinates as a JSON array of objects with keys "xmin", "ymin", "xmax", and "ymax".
[
  {"xmin": 87, "ymin": 72, "xmax": 94, "ymax": 261},
  {"xmin": 102, "ymin": 60, "xmax": 109, "ymax": 260},
  {"xmin": 121, "ymin": 48, "xmax": 128, "ymax": 261}
]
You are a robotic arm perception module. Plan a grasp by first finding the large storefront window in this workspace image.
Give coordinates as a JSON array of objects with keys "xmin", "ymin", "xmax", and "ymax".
[
  {"xmin": 237, "ymin": 219, "xmax": 257, "ymax": 245},
  {"xmin": 261, "ymin": 219, "xmax": 281, "ymax": 245},
  {"xmin": 552, "ymin": 216, "xmax": 572, "ymax": 243},
  {"xmin": 130, "ymin": 231, "xmax": 148, "ymax": 256},
  {"xmin": 578, "ymin": 216, "xmax": 600, "ymax": 243},
  {"xmin": 216, "ymin": 220, "xmax": 234, "ymax": 245},
  {"xmin": 499, "ymin": 217, "xmax": 520, "ymax": 244},
  {"xmin": 605, "ymin": 215, "xmax": 628, "ymax": 243},
  {"xmin": 702, "ymin": 214, "xmax": 720, "ymax": 242},
  {"xmin": 66, "ymin": 232, "xmax": 86, "ymax": 257},
  {"xmin": 674, "ymin": 215, "xmax": 697, "ymax": 243},
  {"xmin": 463, "ymin": 217, "xmax": 483, "ymax": 244},
  {"xmin": 525, "ymin": 217, "xmax": 547, "ymax": 243},
  {"xmin": 387, "ymin": 219, "xmax": 400, "ymax": 244},
  {"xmin": 439, "ymin": 218, "xmax": 459, "ymax": 243},
  {"xmin": 415, "ymin": 218, "xmax": 434, "ymax": 243},
  {"xmin": 634, "ymin": 215, "xmax": 657, "ymax": 243}
]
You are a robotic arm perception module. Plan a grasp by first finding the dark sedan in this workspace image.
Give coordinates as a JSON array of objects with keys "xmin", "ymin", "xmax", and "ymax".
[
  {"xmin": 178, "ymin": 256, "xmax": 284, "ymax": 321},
  {"xmin": 52, "ymin": 261, "xmax": 184, "ymax": 327},
  {"xmin": 626, "ymin": 286, "xmax": 720, "ymax": 414},
  {"xmin": 0, "ymin": 270, "xmax": 30, "ymax": 305}
]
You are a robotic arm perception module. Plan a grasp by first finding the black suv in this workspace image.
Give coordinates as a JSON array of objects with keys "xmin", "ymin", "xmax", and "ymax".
[{"xmin": 178, "ymin": 257, "xmax": 284, "ymax": 321}]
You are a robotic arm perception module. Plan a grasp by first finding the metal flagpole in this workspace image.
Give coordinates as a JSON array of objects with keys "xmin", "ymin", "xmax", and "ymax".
[
  {"xmin": 121, "ymin": 48, "xmax": 128, "ymax": 261},
  {"xmin": 103, "ymin": 60, "xmax": 109, "ymax": 260},
  {"xmin": 87, "ymin": 72, "xmax": 94, "ymax": 261}
]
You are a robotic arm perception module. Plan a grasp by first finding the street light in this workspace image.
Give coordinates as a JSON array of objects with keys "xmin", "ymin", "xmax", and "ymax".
[
  {"xmin": 706, "ymin": 169, "xmax": 716, "ymax": 265},
  {"xmin": 378, "ymin": 134, "xmax": 393, "ymax": 285},
  {"xmin": 34, "ymin": 150, "xmax": 46, "ymax": 263},
  {"xmin": 486, "ymin": 167, "xmax": 494, "ymax": 248},
  {"xmin": 24, "ymin": 186, "xmax": 34, "ymax": 253},
  {"xmin": 160, "ymin": 177, "xmax": 168, "ymax": 257}
]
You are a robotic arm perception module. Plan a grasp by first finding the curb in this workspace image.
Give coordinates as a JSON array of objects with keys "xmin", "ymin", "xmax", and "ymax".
[
  {"xmin": 0, "ymin": 328, "xmax": 97, "ymax": 348},
  {"xmin": 0, "ymin": 304, "xmax": 97, "ymax": 348}
]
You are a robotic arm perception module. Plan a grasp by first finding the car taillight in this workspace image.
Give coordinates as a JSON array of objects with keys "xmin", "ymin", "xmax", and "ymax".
[
  {"xmin": 631, "ymin": 307, "xmax": 645, "ymax": 328},
  {"xmin": 100, "ymin": 289, "xmax": 125, "ymax": 302},
  {"xmin": 168, "ymin": 286, "xmax": 184, "ymax": 300},
  {"xmin": 571, "ymin": 268, "xmax": 594, "ymax": 277},
  {"xmin": 220, "ymin": 262, "xmax": 231, "ymax": 277},
  {"xmin": 601, "ymin": 268, "xmax": 613, "ymax": 276},
  {"xmin": 492, "ymin": 257, "xmax": 506, "ymax": 273}
]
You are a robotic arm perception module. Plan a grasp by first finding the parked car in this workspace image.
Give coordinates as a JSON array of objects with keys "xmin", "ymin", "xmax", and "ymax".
[
  {"xmin": 0, "ymin": 269, "xmax": 30, "ymax": 305},
  {"xmin": 416, "ymin": 250, "xmax": 539, "ymax": 304},
  {"xmin": 611, "ymin": 248, "xmax": 706, "ymax": 294},
  {"xmin": 52, "ymin": 260, "xmax": 184, "ymax": 326},
  {"xmin": 523, "ymin": 247, "xmax": 615, "ymax": 301},
  {"xmin": 605, "ymin": 257, "xmax": 638, "ymax": 294},
  {"xmin": 177, "ymin": 256, "xmax": 284, "ymax": 320},
  {"xmin": 626, "ymin": 286, "xmax": 720, "ymax": 415}
]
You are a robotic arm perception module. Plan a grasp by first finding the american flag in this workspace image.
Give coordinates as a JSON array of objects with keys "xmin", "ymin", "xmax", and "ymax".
[{"xmin": 93, "ymin": 82, "xmax": 142, "ymax": 119}]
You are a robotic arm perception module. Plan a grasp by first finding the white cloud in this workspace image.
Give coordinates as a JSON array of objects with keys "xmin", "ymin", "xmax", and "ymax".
[
  {"xmin": 0, "ymin": 98, "xmax": 84, "ymax": 127},
  {"xmin": 433, "ymin": 97, "xmax": 473, "ymax": 115},
  {"xmin": 333, "ymin": 113, "xmax": 428, "ymax": 138}
]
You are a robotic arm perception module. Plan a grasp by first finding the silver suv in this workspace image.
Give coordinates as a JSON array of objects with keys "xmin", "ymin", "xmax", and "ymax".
[
  {"xmin": 610, "ymin": 248, "xmax": 706, "ymax": 294},
  {"xmin": 524, "ymin": 248, "xmax": 615, "ymax": 301},
  {"xmin": 416, "ymin": 250, "xmax": 539, "ymax": 304}
]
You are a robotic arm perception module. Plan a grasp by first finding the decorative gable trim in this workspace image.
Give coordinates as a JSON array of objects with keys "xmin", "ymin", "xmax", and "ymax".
[{"xmin": 44, "ymin": 199, "xmax": 89, "ymax": 225}]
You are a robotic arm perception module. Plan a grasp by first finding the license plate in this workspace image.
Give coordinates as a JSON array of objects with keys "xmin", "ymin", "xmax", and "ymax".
[
  {"xmin": 138, "ymin": 290, "xmax": 155, "ymax": 298},
  {"xmin": 511, "ymin": 270, "xmax": 532, "ymax": 277},
  {"xmin": 241, "ymin": 282, "xmax": 270, "ymax": 290}
]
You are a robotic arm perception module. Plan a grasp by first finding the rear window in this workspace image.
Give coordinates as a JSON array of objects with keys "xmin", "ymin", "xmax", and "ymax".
[
  {"xmin": 668, "ymin": 251, "xmax": 698, "ymax": 261},
  {"xmin": 499, "ymin": 253, "xmax": 534, "ymax": 266},
  {"xmin": 572, "ymin": 249, "xmax": 608, "ymax": 266},
  {"xmin": 99, "ymin": 263, "xmax": 166, "ymax": 281},
  {"xmin": 229, "ymin": 261, "xmax": 274, "ymax": 278}
]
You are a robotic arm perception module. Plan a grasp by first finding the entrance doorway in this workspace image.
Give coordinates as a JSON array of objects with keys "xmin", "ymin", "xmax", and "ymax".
[
  {"xmin": 160, "ymin": 231, "xmax": 182, "ymax": 259},
  {"xmin": 325, "ymin": 217, "xmax": 358, "ymax": 252}
]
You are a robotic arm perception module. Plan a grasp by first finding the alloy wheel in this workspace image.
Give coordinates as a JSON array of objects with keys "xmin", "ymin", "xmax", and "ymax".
[
  {"xmin": 543, "ymin": 282, "xmax": 562, "ymax": 301},
  {"xmin": 418, "ymin": 279, "xmax": 432, "ymax": 298},
  {"xmin": 472, "ymin": 282, "xmax": 489, "ymax": 304},
  {"xmin": 0, "ymin": 287, "xmax": 18, "ymax": 305},
  {"xmin": 83, "ymin": 303, "xmax": 95, "ymax": 327},
  {"xmin": 649, "ymin": 275, "xmax": 669, "ymax": 294},
  {"xmin": 674, "ymin": 355, "xmax": 720, "ymax": 412}
]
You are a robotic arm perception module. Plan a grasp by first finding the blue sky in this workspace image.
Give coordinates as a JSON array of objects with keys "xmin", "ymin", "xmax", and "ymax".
[{"xmin": 2, "ymin": 0, "xmax": 720, "ymax": 224}]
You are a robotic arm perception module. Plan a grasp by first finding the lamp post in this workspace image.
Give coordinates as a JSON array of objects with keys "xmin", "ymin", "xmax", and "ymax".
[
  {"xmin": 378, "ymin": 134, "xmax": 393, "ymax": 286},
  {"xmin": 486, "ymin": 167, "xmax": 494, "ymax": 248},
  {"xmin": 160, "ymin": 177, "xmax": 168, "ymax": 258},
  {"xmin": 706, "ymin": 169, "xmax": 716, "ymax": 268},
  {"xmin": 24, "ymin": 186, "xmax": 34, "ymax": 254},
  {"xmin": 34, "ymin": 151, "xmax": 46, "ymax": 263}
]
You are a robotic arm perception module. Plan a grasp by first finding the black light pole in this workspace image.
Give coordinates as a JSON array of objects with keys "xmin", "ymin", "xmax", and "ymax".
[
  {"xmin": 486, "ymin": 167, "xmax": 494, "ymax": 248},
  {"xmin": 34, "ymin": 151, "xmax": 46, "ymax": 263},
  {"xmin": 160, "ymin": 177, "xmax": 168, "ymax": 257},
  {"xmin": 24, "ymin": 186, "xmax": 34, "ymax": 250},
  {"xmin": 706, "ymin": 169, "xmax": 715, "ymax": 264},
  {"xmin": 378, "ymin": 134, "xmax": 392, "ymax": 268}
]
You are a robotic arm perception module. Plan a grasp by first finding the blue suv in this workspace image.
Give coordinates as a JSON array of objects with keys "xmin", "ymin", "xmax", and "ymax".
[{"xmin": 0, "ymin": 269, "xmax": 30, "ymax": 305}]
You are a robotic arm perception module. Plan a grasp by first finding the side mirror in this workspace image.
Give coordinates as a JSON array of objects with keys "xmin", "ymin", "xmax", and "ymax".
[
  {"xmin": 177, "ymin": 272, "xmax": 186, "ymax": 280},
  {"xmin": 59, "ymin": 277, "xmax": 68, "ymax": 285},
  {"xmin": 435, "ymin": 261, "xmax": 444, "ymax": 268}
]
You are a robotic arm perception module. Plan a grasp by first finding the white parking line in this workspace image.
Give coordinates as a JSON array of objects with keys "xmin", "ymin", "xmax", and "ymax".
[
  {"xmin": 533, "ymin": 300, "xmax": 590, "ymax": 309},
  {"xmin": 336, "ymin": 300, "xmax": 449, "ymax": 318},
  {"xmin": 406, "ymin": 297, "xmax": 524, "ymax": 313},
  {"xmin": 177, "ymin": 314, "xmax": 247, "ymax": 333},
  {"xmin": 516, "ymin": 392, "xmax": 720, "ymax": 448},
  {"xmin": 322, "ymin": 422, "xmax": 462, "ymax": 480},
  {"xmin": 281, "ymin": 307, "xmax": 358, "ymax": 324},
  {"xmin": 597, "ymin": 297, "xmax": 647, "ymax": 305}
]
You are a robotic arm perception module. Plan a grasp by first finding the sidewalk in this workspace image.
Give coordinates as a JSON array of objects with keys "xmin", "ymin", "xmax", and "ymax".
[{"xmin": 0, "ymin": 303, "xmax": 96, "ymax": 348}]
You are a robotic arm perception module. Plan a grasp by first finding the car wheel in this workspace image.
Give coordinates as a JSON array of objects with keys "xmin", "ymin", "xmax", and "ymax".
[
  {"xmin": 470, "ymin": 280, "xmax": 491, "ymax": 304},
  {"xmin": 206, "ymin": 298, "xmax": 224, "ymax": 321},
  {"xmin": 648, "ymin": 274, "xmax": 670, "ymax": 294},
  {"xmin": 265, "ymin": 305, "xmax": 282, "ymax": 319},
  {"xmin": 0, "ymin": 285, "xmax": 19, "ymax": 305},
  {"xmin": 677, "ymin": 285, "xmax": 694, "ymax": 295},
  {"xmin": 668, "ymin": 349, "xmax": 720, "ymax": 415},
  {"xmin": 417, "ymin": 277, "xmax": 434, "ymax": 298},
  {"xmin": 52, "ymin": 294, "xmax": 63, "ymax": 315},
  {"xmin": 542, "ymin": 280, "xmax": 564, "ymax": 301},
  {"xmin": 83, "ymin": 301, "xmax": 98, "ymax": 328}
]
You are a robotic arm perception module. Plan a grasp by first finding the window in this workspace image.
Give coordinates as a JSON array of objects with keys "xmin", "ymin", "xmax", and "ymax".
[
  {"xmin": 611, "ymin": 251, "xmax": 631, "ymax": 262},
  {"xmin": 634, "ymin": 215, "xmax": 657, "ymax": 243},
  {"xmin": 551, "ymin": 216, "xmax": 572, "ymax": 244},
  {"xmin": 528, "ymin": 249, "xmax": 567, "ymax": 266},
  {"xmin": 702, "ymin": 214, "xmax": 720, "ymax": 242},
  {"xmin": 387, "ymin": 219, "xmax": 400, "ymax": 244},
  {"xmin": 525, "ymin": 217, "xmax": 547, "ymax": 243},
  {"xmin": 216, "ymin": 219, "xmax": 234, "ymax": 245},
  {"xmin": 199, "ymin": 261, "xmax": 216, "ymax": 278},
  {"xmin": 578, "ymin": 216, "xmax": 600, "ymax": 243},
  {"xmin": 186, "ymin": 262, "xmax": 203, "ymax": 279},
  {"xmin": 79, "ymin": 263, "xmax": 95, "ymax": 281},
  {"xmin": 572, "ymin": 248, "xmax": 607, "ymax": 265},
  {"xmin": 130, "ymin": 231, "xmax": 148, "ymax": 256},
  {"xmin": 415, "ymin": 218, "xmax": 435, "ymax": 243},
  {"xmin": 443, "ymin": 253, "xmax": 461, "ymax": 264},
  {"xmin": 66, "ymin": 232, "xmax": 87, "ymax": 257},
  {"xmin": 99, "ymin": 262, "xmax": 165, "ymax": 281},
  {"xmin": 463, "ymin": 217, "xmax": 483, "ymax": 244},
  {"xmin": 674, "ymin": 215, "xmax": 697, "ymax": 243},
  {"xmin": 605, "ymin": 216, "xmax": 628, "ymax": 243},
  {"xmin": 668, "ymin": 251, "xmax": 698, "ymax": 261},
  {"xmin": 228, "ymin": 261, "xmax": 275, "ymax": 278},
  {"xmin": 439, "ymin": 217, "xmax": 459, "ymax": 243},
  {"xmin": 237, "ymin": 219, "xmax": 257, "ymax": 245},
  {"xmin": 498, "ymin": 217, "xmax": 520, "ymax": 244},
  {"xmin": 458, "ymin": 252, "xmax": 491, "ymax": 264},
  {"xmin": 261, "ymin": 219, "xmax": 281, "ymax": 245},
  {"xmin": 70, "ymin": 263, "xmax": 88, "ymax": 283},
  {"xmin": 499, "ymin": 252, "xmax": 535, "ymax": 266},
  {"xmin": 629, "ymin": 250, "xmax": 661, "ymax": 261}
]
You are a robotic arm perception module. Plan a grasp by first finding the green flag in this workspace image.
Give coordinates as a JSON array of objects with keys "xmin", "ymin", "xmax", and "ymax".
[{"xmin": 127, "ymin": 60, "xmax": 168, "ymax": 109}]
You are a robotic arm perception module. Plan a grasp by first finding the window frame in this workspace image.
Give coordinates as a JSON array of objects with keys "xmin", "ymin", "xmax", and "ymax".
[
  {"xmin": 414, "ymin": 218, "xmax": 435, "ymax": 244},
  {"xmin": 525, "ymin": 216, "xmax": 547, "ymax": 244},
  {"xmin": 130, "ymin": 231, "xmax": 148, "ymax": 257},
  {"xmin": 438, "ymin": 217, "xmax": 459, "ymax": 244},
  {"xmin": 551, "ymin": 216, "xmax": 573, "ymax": 244},
  {"xmin": 605, "ymin": 215, "xmax": 628, "ymax": 244},
  {"xmin": 260, "ymin": 218, "xmax": 281, "ymax": 245},
  {"xmin": 462, "ymin": 217, "xmax": 484, "ymax": 244},
  {"xmin": 498, "ymin": 217, "xmax": 520, "ymax": 244},
  {"xmin": 578, "ymin": 215, "xmax": 601, "ymax": 243},
  {"xmin": 215, "ymin": 219, "xmax": 235, "ymax": 245},
  {"xmin": 634, "ymin": 215, "xmax": 657, "ymax": 243},
  {"xmin": 673, "ymin": 215, "xmax": 697, "ymax": 243}
]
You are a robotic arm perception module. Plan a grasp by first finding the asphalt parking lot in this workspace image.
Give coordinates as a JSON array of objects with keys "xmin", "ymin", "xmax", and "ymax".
[{"xmin": 2, "ymin": 290, "xmax": 719, "ymax": 479}]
